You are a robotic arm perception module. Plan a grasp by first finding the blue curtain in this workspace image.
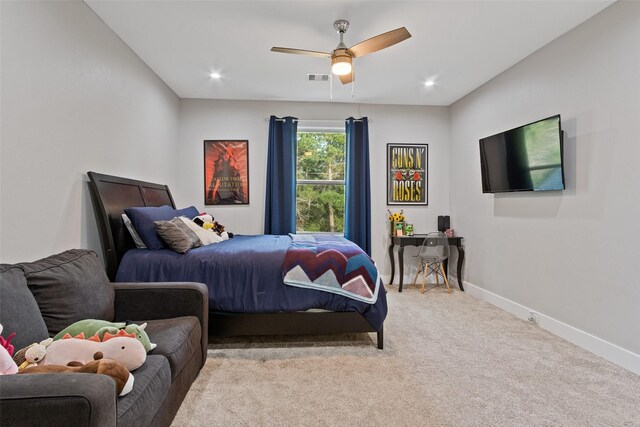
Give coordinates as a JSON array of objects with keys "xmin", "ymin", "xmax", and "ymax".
[
  {"xmin": 344, "ymin": 117, "xmax": 371, "ymax": 255},
  {"xmin": 264, "ymin": 116, "xmax": 298, "ymax": 235}
]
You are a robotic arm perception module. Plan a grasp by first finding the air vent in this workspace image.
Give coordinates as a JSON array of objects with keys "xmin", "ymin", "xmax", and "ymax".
[{"xmin": 307, "ymin": 73, "xmax": 329, "ymax": 82}]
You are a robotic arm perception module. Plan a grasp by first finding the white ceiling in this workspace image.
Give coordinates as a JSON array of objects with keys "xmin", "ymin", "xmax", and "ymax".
[{"xmin": 86, "ymin": 0, "xmax": 613, "ymax": 106}]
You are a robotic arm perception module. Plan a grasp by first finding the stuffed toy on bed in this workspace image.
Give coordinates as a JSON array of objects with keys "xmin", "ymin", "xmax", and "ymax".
[
  {"xmin": 44, "ymin": 330, "xmax": 146, "ymax": 371},
  {"xmin": 20, "ymin": 352, "xmax": 134, "ymax": 396},
  {"xmin": 53, "ymin": 319, "xmax": 156, "ymax": 352},
  {"xmin": 193, "ymin": 214, "xmax": 233, "ymax": 239}
]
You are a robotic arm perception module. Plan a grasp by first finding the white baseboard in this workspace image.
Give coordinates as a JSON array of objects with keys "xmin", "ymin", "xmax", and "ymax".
[{"xmin": 463, "ymin": 280, "xmax": 640, "ymax": 375}]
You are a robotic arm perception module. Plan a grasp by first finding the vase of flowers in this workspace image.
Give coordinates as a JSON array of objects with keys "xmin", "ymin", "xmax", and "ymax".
[{"xmin": 387, "ymin": 209, "xmax": 405, "ymax": 236}]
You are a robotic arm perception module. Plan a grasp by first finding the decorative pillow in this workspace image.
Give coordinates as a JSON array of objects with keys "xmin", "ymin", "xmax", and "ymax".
[
  {"xmin": 178, "ymin": 217, "xmax": 224, "ymax": 246},
  {"xmin": 174, "ymin": 205, "xmax": 201, "ymax": 219},
  {"xmin": 171, "ymin": 217, "xmax": 201, "ymax": 249},
  {"xmin": 18, "ymin": 250, "xmax": 114, "ymax": 336},
  {"xmin": 155, "ymin": 220, "xmax": 195, "ymax": 254},
  {"xmin": 0, "ymin": 265, "xmax": 49, "ymax": 350},
  {"xmin": 124, "ymin": 205, "xmax": 199, "ymax": 250},
  {"xmin": 122, "ymin": 214, "xmax": 146, "ymax": 249}
]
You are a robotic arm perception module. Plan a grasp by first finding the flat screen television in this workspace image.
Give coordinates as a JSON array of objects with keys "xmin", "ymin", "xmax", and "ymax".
[{"xmin": 479, "ymin": 114, "xmax": 565, "ymax": 193}]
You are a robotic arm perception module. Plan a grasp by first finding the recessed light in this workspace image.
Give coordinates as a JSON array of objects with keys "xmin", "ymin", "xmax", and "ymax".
[
  {"xmin": 424, "ymin": 80, "xmax": 435, "ymax": 87},
  {"xmin": 210, "ymin": 72, "xmax": 221, "ymax": 79}
]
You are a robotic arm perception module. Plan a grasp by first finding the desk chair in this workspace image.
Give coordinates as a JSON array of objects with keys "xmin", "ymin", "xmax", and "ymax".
[{"xmin": 412, "ymin": 231, "xmax": 451, "ymax": 293}]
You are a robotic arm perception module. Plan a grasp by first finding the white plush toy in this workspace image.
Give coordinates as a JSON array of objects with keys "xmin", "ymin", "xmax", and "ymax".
[
  {"xmin": 13, "ymin": 338, "xmax": 53, "ymax": 371},
  {"xmin": 23, "ymin": 338, "xmax": 53, "ymax": 368}
]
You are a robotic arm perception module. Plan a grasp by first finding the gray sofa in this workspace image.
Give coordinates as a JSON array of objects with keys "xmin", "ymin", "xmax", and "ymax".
[{"xmin": 0, "ymin": 249, "xmax": 208, "ymax": 426}]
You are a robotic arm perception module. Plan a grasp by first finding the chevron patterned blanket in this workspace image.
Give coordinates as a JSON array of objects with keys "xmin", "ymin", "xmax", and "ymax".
[{"xmin": 282, "ymin": 234, "xmax": 381, "ymax": 304}]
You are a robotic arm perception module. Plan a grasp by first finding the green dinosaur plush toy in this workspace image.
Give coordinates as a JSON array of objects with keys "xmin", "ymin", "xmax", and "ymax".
[{"xmin": 53, "ymin": 319, "xmax": 156, "ymax": 352}]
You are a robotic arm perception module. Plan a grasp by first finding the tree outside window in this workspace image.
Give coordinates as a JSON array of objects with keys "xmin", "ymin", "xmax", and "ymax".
[{"xmin": 296, "ymin": 131, "xmax": 345, "ymax": 233}]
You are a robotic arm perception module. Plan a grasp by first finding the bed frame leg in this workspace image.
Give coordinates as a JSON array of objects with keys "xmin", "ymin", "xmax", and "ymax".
[{"xmin": 376, "ymin": 328, "xmax": 384, "ymax": 350}]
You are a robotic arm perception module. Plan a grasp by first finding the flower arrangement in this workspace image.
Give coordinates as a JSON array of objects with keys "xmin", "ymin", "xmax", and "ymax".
[
  {"xmin": 387, "ymin": 209, "xmax": 405, "ymax": 223},
  {"xmin": 387, "ymin": 209, "xmax": 405, "ymax": 236}
]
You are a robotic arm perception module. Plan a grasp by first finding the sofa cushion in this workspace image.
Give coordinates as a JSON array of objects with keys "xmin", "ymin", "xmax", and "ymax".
[
  {"xmin": 142, "ymin": 316, "xmax": 201, "ymax": 380},
  {"xmin": 18, "ymin": 250, "xmax": 114, "ymax": 336},
  {"xmin": 117, "ymin": 355, "xmax": 171, "ymax": 427},
  {"xmin": 0, "ymin": 265, "xmax": 49, "ymax": 350}
]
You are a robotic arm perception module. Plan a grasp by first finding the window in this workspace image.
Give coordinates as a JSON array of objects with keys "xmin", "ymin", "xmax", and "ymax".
[
  {"xmin": 523, "ymin": 119, "xmax": 564, "ymax": 190},
  {"xmin": 296, "ymin": 130, "xmax": 345, "ymax": 233}
]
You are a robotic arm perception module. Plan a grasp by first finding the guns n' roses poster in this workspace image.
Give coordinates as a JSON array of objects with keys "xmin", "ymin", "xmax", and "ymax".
[
  {"xmin": 387, "ymin": 144, "xmax": 428, "ymax": 205},
  {"xmin": 204, "ymin": 140, "xmax": 249, "ymax": 205}
]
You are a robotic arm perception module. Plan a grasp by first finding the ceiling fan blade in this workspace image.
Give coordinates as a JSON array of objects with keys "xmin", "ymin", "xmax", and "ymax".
[
  {"xmin": 270, "ymin": 47, "xmax": 331, "ymax": 58},
  {"xmin": 339, "ymin": 70, "xmax": 354, "ymax": 85},
  {"xmin": 348, "ymin": 27, "xmax": 411, "ymax": 58}
]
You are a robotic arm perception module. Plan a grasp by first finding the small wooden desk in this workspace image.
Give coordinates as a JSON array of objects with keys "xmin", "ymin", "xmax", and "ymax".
[{"xmin": 388, "ymin": 235, "xmax": 465, "ymax": 292}]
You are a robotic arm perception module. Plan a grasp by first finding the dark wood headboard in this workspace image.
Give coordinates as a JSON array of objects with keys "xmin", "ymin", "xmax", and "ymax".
[{"xmin": 87, "ymin": 172, "xmax": 176, "ymax": 280}]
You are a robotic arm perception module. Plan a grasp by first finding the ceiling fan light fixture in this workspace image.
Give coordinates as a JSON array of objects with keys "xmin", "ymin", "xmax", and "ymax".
[
  {"xmin": 271, "ymin": 20, "xmax": 411, "ymax": 85},
  {"xmin": 331, "ymin": 54, "xmax": 352, "ymax": 76}
]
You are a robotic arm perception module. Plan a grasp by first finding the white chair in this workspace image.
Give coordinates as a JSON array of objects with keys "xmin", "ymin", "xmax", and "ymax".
[{"xmin": 412, "ymin": 231, "xmax": 451, "ymax": 293}]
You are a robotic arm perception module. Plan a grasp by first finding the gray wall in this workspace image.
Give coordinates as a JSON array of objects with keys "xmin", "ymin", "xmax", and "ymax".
[
  {"xmin": 178, "ymin": 99, "xmax": 450, "ymax": 273},
  {"xmin": 0, "ymin": 1, "xmax": 180, "ymax": 263},
  {"xmin": 449, "ymin": 1, "xmax": 640, "ymax": 354}
]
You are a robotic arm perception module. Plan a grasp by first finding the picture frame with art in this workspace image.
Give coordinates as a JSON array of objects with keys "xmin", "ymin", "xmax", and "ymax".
[
  {"xmin": 386, "ymin": 143, "xmax": 428, "ymax": 205},
  {"xmin": 204, "ymin": 140, "xmax": 249, "ymax": 205}
]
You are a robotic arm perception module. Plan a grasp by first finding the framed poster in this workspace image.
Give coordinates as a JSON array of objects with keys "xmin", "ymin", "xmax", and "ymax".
[
  {"xmin": 204, "ymin": 140, "xmax": 249, "ymax": 205},
  {"xmin": 387, "ymin": 143, "xmax": 428, "ymax": 205}
]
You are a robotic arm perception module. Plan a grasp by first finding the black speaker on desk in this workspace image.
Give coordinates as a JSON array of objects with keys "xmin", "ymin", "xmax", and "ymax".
[{"xmin": 437, "ymin": 215, "xmax": 450, "ymax": 232}]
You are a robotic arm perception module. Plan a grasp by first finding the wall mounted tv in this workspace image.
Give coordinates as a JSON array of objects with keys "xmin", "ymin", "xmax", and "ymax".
[{"xmin": 479, "ymin": 114, "xmax": 565, "ymax": 193}]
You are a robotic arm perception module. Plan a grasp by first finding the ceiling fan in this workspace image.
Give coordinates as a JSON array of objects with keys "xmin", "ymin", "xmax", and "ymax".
[{"xmin": 271, "ymin": 20, "xmax": 411, "ymax": 84}]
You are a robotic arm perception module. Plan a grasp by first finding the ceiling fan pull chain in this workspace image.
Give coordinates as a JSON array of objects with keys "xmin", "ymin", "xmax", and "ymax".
[
  {"xmin": 330, "ymin": 73, "xmax": 333, "ymax": 102},
  {"xmin": 351, "ymin": 72, "xmax": 355, "ymax": 98}
]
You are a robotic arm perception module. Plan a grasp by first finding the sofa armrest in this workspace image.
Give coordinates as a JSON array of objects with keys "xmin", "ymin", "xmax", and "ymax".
[
  {"xmin": 0, "ymin": 373, "xmax": 116, "ymax": 427},
  {"xmin": 113, "ymin": 282, "xmax": 208, "ymax": 367}
]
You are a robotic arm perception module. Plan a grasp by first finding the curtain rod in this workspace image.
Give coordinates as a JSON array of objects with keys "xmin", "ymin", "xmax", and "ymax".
[{"xmin": 265, "ymin": 118, "xmax": 372, "ymax": 123}]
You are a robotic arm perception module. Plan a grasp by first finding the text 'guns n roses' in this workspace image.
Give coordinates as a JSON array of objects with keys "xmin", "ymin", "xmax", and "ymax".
[{"xmin": 390, "ymin": 146, "xmax": 426, "ymax": 203}]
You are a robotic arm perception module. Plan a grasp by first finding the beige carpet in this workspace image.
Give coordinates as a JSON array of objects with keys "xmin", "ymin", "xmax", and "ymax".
[{"xmin": 173, "ymin": 286, "xmax": 640, "ymax": 426}]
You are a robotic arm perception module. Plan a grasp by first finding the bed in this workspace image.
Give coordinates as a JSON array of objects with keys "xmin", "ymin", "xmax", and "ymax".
[{"xmin": 87, "ymin": 171, "xmax": 385, "ymax": 348}]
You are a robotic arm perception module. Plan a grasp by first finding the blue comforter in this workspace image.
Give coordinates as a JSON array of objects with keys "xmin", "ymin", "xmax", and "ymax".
[{"xmin": 116, "ymin": 235, "xmax": 387, "ymax": 331}]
